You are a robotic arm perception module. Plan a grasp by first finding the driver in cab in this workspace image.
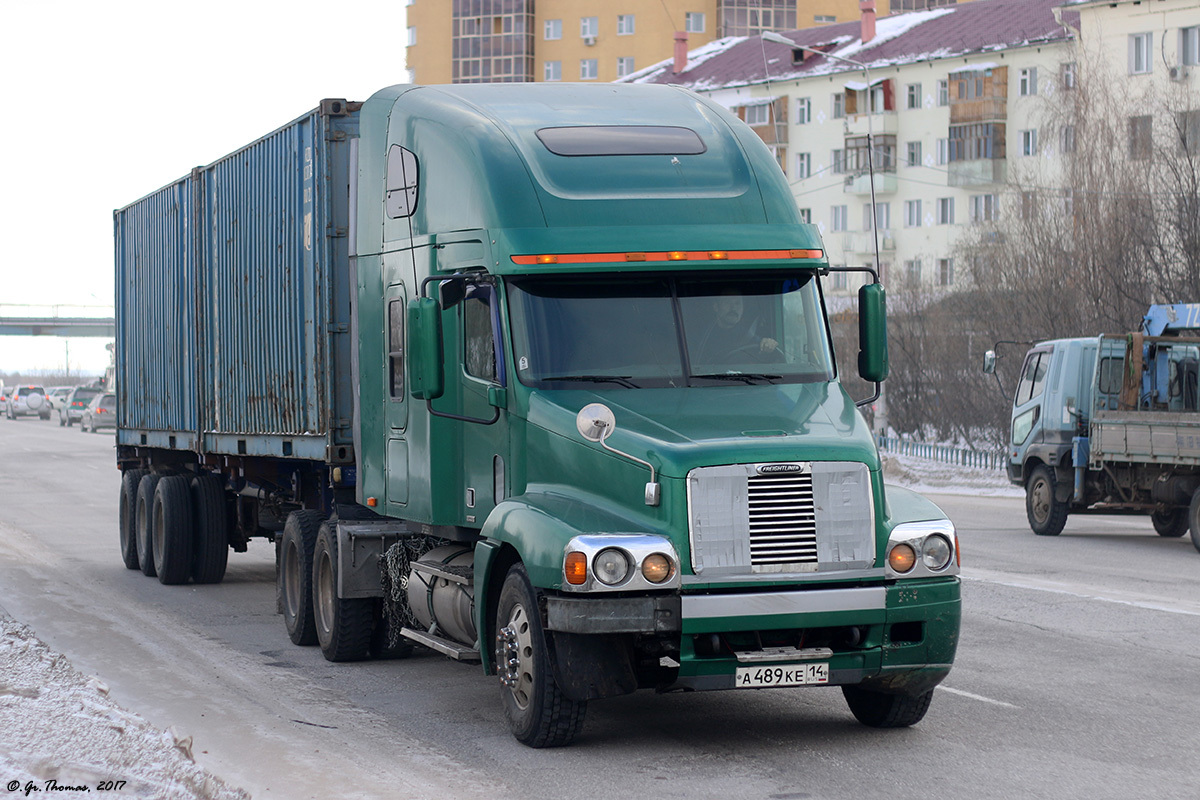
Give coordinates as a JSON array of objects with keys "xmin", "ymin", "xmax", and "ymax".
[{"xmin": 696, "ymin": 289, "xmax": 778, "ymax": 363}]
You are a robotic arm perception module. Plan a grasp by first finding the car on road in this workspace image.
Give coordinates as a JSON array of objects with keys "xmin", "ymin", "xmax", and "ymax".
[
  {"xmin": 80, "ymin": 393, "xmax": 116, "ymax": 433},
  {"xmin": 5, "ymin": 386, "xmax": 49, "ymax": 420},
  {"xmin": 60, "ymin": 386, "xmax": 102, "ymax": 427},
  {"xmin": 46, "ymin": 386, "xmax": 73, "ymax": 412}
]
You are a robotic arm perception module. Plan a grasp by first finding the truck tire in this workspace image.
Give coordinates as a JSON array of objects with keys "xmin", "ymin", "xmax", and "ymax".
[
  {"xmin": 153, "ymin": 476, "xmax": 194, "ymax": 585},
  {"xmin": 280, "ymin": 510, "xmax": 324, "ymax": 646},
  {"xmin": 190, "ymin": 476, "xmax": 229, "ymax": 584},
  {"xmin": 1189, "ymin": 491, "xmax": 1200, "ymax": 554},
  {"xmin": 135, "ymin": 475, "xmax": 161, "ymax": 577},
  {"xmin": 1026, "ymin": 464, "xmax": 1068, "ymax": 536},
  {"xmin": 842, "ymin": 685, "xmax": 934, "ymax": 728},
  {"xmin": 1151, "ymin": 508, "xmax": 1189, "ymax": 538},
  {"xmin": 313, "ymin": 522, "xmax": 374, "ymax": 662},
  {"xmin": 118, "ymin": 469, "xmax": 147, "ymax": 570},
  {"xmin": 495, "ymin": 563, "xmax": 587, "ymax": 748}
]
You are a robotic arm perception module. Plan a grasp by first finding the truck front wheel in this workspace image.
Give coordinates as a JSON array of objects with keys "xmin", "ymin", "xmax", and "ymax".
[
  {"xmin": 313, "ymin": 522, "xmax": 374, "ymax": 662},
  {"xmin": 842, "ymin": 685, "xmax": 934, "ymax": 728},
  {"xmin": 1026, "ymin": 464, "xmax": 1068, "ymax": 536},
  {"xmin": 495, "ymin": 564, "xmax": 586, "ymax": 748}
]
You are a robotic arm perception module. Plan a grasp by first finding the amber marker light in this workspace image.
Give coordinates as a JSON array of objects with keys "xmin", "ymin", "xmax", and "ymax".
[
  {"xmin": 707, "ymin": 251, "xmax": 728, "ymax": 260},
  {"xmin": 536, "ymin": 254, "xmax": 558, "ymax": 264},
  {"xmin": 789, "ymin": 249, "xmax": 824, "ymax": 258},
  {"xmin": 565, "ymin": 551, "xmax": 588, "ymax": 585},
  {"xmin": 667, "ymin": 251, "xmax": 688, "ymax": 260},
  {"xmin": 366, "ymin": 497, "xmax": 378, "ymax": 507},
  {"xmin": 625, "ymin": 252, "xmax": 646, "ymax": 262},
  {"xmin": 641, "ymin": 554, "xmax": 674, "ymax": 584},
  {"xmin": 888, "ymin": 543, "xmax": 916, "ymax": 573}
]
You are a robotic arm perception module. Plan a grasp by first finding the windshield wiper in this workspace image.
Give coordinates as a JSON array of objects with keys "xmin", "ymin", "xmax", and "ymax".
[
  {"xmin": 543, "ymin": 374, "xmax": 640, "ymax": 388},
  {"xmin": 690, "ymin": 372, "xmax": 782, "ymax": 384}
]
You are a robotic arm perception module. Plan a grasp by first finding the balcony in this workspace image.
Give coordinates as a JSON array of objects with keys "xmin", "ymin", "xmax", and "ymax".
[
  {"xmin": 844, "ymin": 111, "xmax": 898, "ymax": 137},
  {"xmin": 948, "ymin": 159, "xmax": 1006, "ymax": 187},
  {"xmin": 843, "ymin": 170, "xmax": 898, "ymax": 196}
]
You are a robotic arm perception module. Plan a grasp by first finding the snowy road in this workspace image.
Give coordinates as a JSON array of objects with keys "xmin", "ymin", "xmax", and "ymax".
[{"xmin": 2, "ymin": 420, "xmax": 1199, "ymax": 799}]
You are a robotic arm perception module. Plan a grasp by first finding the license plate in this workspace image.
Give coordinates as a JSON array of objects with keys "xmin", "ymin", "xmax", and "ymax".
[{"xmin": 735, "ymin": 663, "xmax": 829, "ymax": 688}]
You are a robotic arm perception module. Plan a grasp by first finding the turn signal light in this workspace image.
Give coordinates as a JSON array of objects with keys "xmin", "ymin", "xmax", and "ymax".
[
  {"xmin": 565, "ymin": 551, "xmax": 588, "ymax": 585},
  {"xmin": 888, "ymin": 543, "xmax": 916, "ymax": 573}
]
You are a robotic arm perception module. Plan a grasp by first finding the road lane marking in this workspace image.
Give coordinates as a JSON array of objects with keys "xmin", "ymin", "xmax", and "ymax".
[
  {"xmin": 936, "ymin": 686, "xmax": 1019, "ymax": 709},
  {"xmin": 962, "ymin": 568, "xmax": 1200, "ymax": 617}
]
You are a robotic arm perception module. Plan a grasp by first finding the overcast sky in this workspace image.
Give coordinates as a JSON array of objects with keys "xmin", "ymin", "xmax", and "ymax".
[{"xmin": 0, "ymin": 0, "xmax": 407, "ymax": 376}]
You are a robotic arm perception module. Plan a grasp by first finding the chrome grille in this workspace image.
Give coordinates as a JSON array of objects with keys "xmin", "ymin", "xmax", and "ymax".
[{"xmin": 747, "ymin": 472, "xmax": 817, "ymax": 566}]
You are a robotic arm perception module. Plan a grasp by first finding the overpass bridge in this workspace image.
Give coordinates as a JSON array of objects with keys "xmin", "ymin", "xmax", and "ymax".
[{"xmin": 0, "ymin": 317, "xmax": 115, "ymax": 337}]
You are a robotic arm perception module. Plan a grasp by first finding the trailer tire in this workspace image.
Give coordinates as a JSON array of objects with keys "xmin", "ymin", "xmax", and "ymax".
[
  {"xmin": 313, "ymin": 522, "xmax": 374, "ymax": 662},
  {"xmin": 135, "ymin": 475, "xmax": 161, "ymax": 577},
  {"xmin": 280, "ymin": 510, "xmax": 324, "ymax": 646},
  {"xmin": 495, "ymin": 563, "xmax": 587, "ymax": 748},
  {"xmin": 1151, "ymin": 508, "xmax": 1189, "ymax": 538},
  {"xmin": 190, "ymin": 476, "xmax": 229, "ymax": 584},
  {"xmin": 1026, "ymin": 464, "xmax": 1068, "ymax": 536},
  {"xmin": 1189, "ymin": 491, "xmax": 1200, "ymax": 554},
  {"xmin": 118, "ymin": 469, "xmax": 147, "ymax": 570},
  {"xmin": 842, "ymin": 685, "xmax": 934, "ymax": 728},
  {"xmin": 153, "ymin": 476, "xmax": 194, "ymax": 585}
]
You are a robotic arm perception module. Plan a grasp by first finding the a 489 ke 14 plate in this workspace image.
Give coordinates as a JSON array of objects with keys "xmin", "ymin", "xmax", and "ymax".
[{"xmin": 736, "ymin": 663, "xmax": 829, "ymax": 688}]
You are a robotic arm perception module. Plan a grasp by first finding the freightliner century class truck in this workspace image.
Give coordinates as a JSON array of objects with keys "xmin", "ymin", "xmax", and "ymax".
[
  {"xmin": 988, "ymin": 303, "xmax": 1200, "ymax": 553},
  {"xmin": 113, "ymin": 83, "xmax": 961, "ymax": 746}
]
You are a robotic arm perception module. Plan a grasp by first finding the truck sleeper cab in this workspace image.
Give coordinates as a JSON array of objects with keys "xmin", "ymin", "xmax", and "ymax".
[{"xmin": 113, "ymin": 83, "xmax": 960, "ymax": 748}]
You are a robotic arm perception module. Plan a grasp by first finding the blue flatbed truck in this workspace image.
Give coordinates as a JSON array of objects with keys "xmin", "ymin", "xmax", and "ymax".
[{"xmin": 114, "ymin": 83, "xmax": 961, "ymax": 746}]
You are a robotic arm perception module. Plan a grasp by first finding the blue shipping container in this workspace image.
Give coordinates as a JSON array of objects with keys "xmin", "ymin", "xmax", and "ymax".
[{"xmin": 114, "ymin": 99, "xmax": 360, "ymax": 464}]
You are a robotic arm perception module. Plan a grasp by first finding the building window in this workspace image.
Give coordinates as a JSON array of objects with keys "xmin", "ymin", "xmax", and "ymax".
[
  {"xmin": 815, "ymin": 14, "xmax": 836, "ymax": 23},
  {"xmin": 407, "ymin": 26, "xmax": 417, "ymax": 46},
  {"xmin": 833, "ymin": 92, "xmax": 845, "ymax": 119},
  {"xmin": 1130, "ymin": 32, "xmax": 1153, "ymax": 74},
  {"xmin": 1019, "ymin": 67, "xmax": 1038, "ymax": 96},
  {"xmin": 798, "ymin": 208, "xmax": 812, "ymax": 223},
  {"xmin": 1177, "ymin": 110, "xmax": 1200, "ymax": 153},
  {"xmin": 948, "ymin": 123, "xmax": 1005, "ymax": 161},
  {"xmin": 616, "ymin": 57, "xmax": 635, "ymax": 77},
  {"xmin": 864, "ymin": 202, "xmax": 890, "ymax": 231},
  {"xmin": 545, "ymin": 19, "xmax": 562, "ymax": 40},
  {"xmin": 904, "ymin": 199, "xmax": 922, "ymax": 227},
  {"xmin": 744, "ymin": 104, "xmax": 770, "ymax": 125},
  {"xmin": 832, "ymin": 148, "xmax": 846, "ymax": 173},
  {"xmin": 1020, "ymin": 191, "xmax": 1038, "ymax": 220},
  {"xmin": 904, "ymin": 259, "xmax": 922, "ymax": 282},
  {"xmin": 796, "ymin": 97, "xmax": 811, "ymax": 124},
  {"xmin": 617, "ymin": 14, "xmax": 635, "ymax": 35},
  {"xmin": 718, "ymin": 0, "xmax": 796, "ymax": 37},
  {"xmin": 1061, "ymin": 125, "xmax": 1076, "ymax": 154},
  {"xmin": 937, "ymin": 79, "xmax": 949, "ymax": 106},
  {"xmin": 1021, "ymin": 128, "xmax": 1038, "ymax": 156},
  {"xmin": 937, "ymin": 197, "xmax": 954, "ymax": 225},
  {"xmin": 1061, "ymin": 62, "xmax": 1076, "ymax": 89},
  {"xmin": 685, "ymin": 12, "xmax": 706, "ymax": 33},
  {"xmin": 970, "ymin": 194, "xmax": 999, "ymax": 222},
  {"xmin": 544, "ymin": 60, "xmax": 562, "ymax": 81},
  {"xmin": 580, "ymin": 58, "xmax": 598, "ymax": 80},
  {"xmin": 1183, "ymin": 27, "xmax": 1200, "ymax": 66},
  {"xmin": 581, "ymin": 16, "xmax": 599, "ymax": 38},
  {"xmin": 906, "ymin": 140, "xmax": 922, "ymax": 167},
  {"xmin": 795, "ymin": 152, "xmax": 811, "ymax": 179},
  {"xmin": 832, "ymin": 205, "xmax": 849, "ymax": 232},
  {"xmin": 832, "ymin": 270, "xmax": 848, "ymax": 290},
  {"xmin": 936, "ymin": 138, "xmax": 949, "ymax": 165},
  {"xmin": 906, "ymin": 83, "xmax": 921, "ymax": 109},
  {"xmin": 1129, "ymin": 115, "xmax": 1153, "ymax": 159},
  {"xmin": 937, "ymin": 258, "xmax": 954, "ymax": 286}
]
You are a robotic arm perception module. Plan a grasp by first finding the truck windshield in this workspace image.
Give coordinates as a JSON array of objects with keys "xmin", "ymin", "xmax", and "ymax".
[{"xmin": 507, "ymin": 272, "xmax": 835, "ymax": 389}]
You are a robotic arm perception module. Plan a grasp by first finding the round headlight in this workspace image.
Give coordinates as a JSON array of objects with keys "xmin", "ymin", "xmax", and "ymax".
[
  {"xmin": 593, "ymin": 548, "xmax": 631, "ymax": 585},
  {"xmin": 641, "ymin": 553, "xmax": 674, "ymax": 584},
  {"xmin": 888, "ymin": 542, "xmax": 916, "ymax": 573},
  {"xmin": 921, "ymin": 535, "xmax": 952, "ymax": 571}
]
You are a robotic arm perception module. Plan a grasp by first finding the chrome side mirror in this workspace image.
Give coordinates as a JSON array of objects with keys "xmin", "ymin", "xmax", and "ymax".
[{"xmin": 983, "ymin": 350, "xmax": 997, "ymax": 374}]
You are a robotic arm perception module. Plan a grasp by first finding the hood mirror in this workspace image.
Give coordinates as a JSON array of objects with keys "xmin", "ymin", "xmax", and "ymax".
[{"xmin": 575, "ymin": 403, "xmax": 661, "ymax": 506}]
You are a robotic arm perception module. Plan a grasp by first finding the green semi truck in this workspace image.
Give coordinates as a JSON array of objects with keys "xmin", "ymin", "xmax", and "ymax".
[{"xmin": 114, "ymin": 83, "xmax": 960, "ymax": 747}]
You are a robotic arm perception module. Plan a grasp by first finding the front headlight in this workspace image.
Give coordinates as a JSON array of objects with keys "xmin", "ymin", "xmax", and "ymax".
[
  {"xmin": 593, "ymin": 548, "xmax": 631, "ymax": 585},
  {"xmin": 921, "ymin": 534, "xmax": 953, "ymax": 571},
  {"xmin": 562, "ymin": 534, "xmax": 682, "ymax": 592},
  {"xmin": 886, "ymin": 520, "xmax": 958, "ymax": 579}
]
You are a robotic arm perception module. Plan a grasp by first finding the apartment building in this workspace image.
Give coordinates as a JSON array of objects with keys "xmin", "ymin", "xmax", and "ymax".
[{"xmin": 404, "ymin": 0, "xmax": 953, "ymax": 85}]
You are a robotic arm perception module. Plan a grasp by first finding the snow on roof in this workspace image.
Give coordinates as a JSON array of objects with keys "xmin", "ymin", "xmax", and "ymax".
[{"xmin": 623, "ymin": 0, "xmax": 1076, "ymax": 91}]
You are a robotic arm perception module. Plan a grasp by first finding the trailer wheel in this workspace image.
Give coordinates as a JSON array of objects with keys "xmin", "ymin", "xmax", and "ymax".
[
  {"xmin": 152, "ymin": 476, "xmax": 194, "ymax": 585},
  {"xmin": 1151, "ymin": 508, "xmax": 1189, "ymax": 538},
  {"xmin": 1026, "ymin": 465, "xmax": 1068, "ymax": 536},
  {"xmin": 190, "ymin": 476, "xmax": 229, "ymax": 584},
  {"xmin": 1189, "ymin": 491, "xmax": 1200, "ymax": 554},
  {"xmin": 118, "ymin": 469, "xmax": 147, "ymax": 570},
  {"xmin": 842, "ymin": 685, "xmax": 934, "ymax": 728},
  {"xmin": 313, "ymin": 522, "xmax": 374, "ymax": 662},
  {"xmin": 135, "ymin": 475, "xmax": 162, "ymax": 577},
  {"xmin": 280, "ymin": 510, "xmax": 324, "ymax": 646},
  {"xmin": 495, "ymin": 563, "xmax": 587, "ymax": 748}
]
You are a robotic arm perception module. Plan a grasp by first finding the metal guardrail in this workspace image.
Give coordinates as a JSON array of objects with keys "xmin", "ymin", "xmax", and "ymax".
[{"xmin": 876, "ymin": 435, "xmax": 1007, "ymax": 471}]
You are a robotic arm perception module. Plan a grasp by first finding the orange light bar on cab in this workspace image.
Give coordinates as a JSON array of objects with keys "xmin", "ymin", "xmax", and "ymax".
[{"xmin": 511, "ymin": 248, "xmax": 823, "ymax": 266}]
